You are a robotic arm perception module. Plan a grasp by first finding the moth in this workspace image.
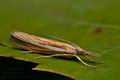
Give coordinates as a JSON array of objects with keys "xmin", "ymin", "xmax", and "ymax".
[{"xmin": 10, "ymin": 31, "xmax": 98, "ymax": 67}]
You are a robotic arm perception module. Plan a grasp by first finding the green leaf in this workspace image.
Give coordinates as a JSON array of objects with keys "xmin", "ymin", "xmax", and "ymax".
[{"xmin": 0, "ymin": 0, "xmax": 120, "ymax": 80}]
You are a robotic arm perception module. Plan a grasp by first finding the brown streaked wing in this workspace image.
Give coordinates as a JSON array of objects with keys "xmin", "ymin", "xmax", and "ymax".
[
  {"xmin": 11, "ymin": 40, "xmax": 68, "ymax": 54},
  {"xmin": 11, "ymin": 32, "xmax": 69, "ymax": 54},
  {"xmin": 11, "ymin": 31, "xmax": 77, "ymax": 54}
]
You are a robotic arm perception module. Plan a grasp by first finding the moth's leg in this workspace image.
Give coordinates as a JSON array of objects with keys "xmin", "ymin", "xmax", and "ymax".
[
  {"xmin": 85, "ymin": 56, "xmax": 103, "ymax": 64},
  {"xmin": 74, "ymin": 54, "xmax": 96, "ymax": 67},
  {"xmin": 0, "ymin": 42, "xmax": 7, "ymax": 47},
  {"xmin": 34, "ymin": 54, "xmax": 73, "ymax": 59},
  {"xmin": 21, "ymin": 50, "xmax": 33, "ymax": 53}
]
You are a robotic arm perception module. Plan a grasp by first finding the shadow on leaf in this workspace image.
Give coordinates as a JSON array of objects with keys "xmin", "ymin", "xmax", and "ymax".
[{"xmin": 0, "ymin": 56, "xmax": 74, "ymax": 80}]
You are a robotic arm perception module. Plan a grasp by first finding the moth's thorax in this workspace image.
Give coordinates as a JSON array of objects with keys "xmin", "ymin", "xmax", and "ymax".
[{"xmin": 61, "ymin": 44, "xmax": 78, "ymax": 54}]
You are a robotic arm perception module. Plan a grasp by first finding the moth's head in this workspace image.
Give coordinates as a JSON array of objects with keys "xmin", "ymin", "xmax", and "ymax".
[
  {"xmin": 74, "ymin": 46, "xmax": 99, "ymax": 56},
  {"xmin": 76, "ymin": 49, "xmax": 99, "ymax": 57}
]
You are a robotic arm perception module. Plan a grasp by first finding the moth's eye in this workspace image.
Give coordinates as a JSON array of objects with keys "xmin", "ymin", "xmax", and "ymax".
[{"xmin": 76, "ymin": 49, "xmax": 82, "ymax": 54}]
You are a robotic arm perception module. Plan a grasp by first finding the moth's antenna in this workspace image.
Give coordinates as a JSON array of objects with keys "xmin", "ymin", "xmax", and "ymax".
[
  {"xmin": 0, "ymin": 41, "xmax": 7, "ymax": 47},
  {"xmin": 85, "ymin": 56, "xmax": 104, "ymax": 64},
  {"xmin": 41, "ymin": 34, "xmax": 81, "ymax": 48}
]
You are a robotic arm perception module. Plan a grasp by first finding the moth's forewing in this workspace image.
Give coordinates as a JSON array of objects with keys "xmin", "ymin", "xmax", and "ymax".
[
  {"xmin": 10, "ymin": 31, "xmax": 77, "ymax": 55},
  {"xmin": 11, "ymin": 40, "xmax": 68, "ymax": 54}
]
